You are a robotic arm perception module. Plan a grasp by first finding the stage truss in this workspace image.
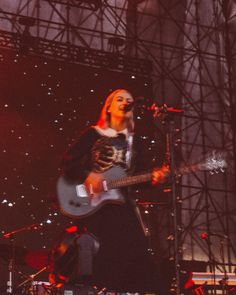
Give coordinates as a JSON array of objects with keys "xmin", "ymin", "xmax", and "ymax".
[{"xmin": 0, "ymin": 0, "xmax": 236, "ymax": 294}]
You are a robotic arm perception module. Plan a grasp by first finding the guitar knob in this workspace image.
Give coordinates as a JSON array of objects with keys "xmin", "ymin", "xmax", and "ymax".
[{"xmin": 69, "ymin": 200, "xmax": 81, "ymax": 207}]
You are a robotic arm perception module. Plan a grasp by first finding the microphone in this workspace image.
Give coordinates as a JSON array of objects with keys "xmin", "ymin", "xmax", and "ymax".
[
  {"xmin": 123, "ymin": 96, "xmax": 147, "ymax": 112},
  {"xmin": 201, "ymin": 232, "xmax": 228, "ymax": 240},
  {"xmin": 124, "ymin": 102, "xmax": 135, "ymax": 112}
]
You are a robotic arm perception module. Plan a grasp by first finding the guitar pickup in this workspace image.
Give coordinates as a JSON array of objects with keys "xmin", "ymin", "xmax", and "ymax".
[{"xmin": 76, "ymin": 184, "xmax": 88, "ymax": 198}]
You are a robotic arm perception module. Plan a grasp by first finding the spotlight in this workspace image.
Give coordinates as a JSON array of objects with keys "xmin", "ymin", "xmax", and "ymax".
[{"xmin": 18, "ymin": 16, "xmax": 37, "ymax": 55}]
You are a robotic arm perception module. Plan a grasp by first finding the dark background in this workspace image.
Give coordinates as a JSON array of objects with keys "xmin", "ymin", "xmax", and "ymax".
[{"xmin": 0, "ymin": 48, "xmax": 171, "ymax": 289}]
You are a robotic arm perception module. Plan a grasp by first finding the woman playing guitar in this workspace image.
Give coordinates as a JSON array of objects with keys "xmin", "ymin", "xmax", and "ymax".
[{"xmin": 59, "ymin": 89, "xmax": 169, "ymax": 293}]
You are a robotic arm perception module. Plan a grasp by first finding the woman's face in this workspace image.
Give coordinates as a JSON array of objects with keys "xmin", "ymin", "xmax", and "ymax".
[{"xmin": 107, "ymin": 90, "xmax": 134, "ymax": 119}]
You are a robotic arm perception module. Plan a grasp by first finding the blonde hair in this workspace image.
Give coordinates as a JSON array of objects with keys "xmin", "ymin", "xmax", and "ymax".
[{"xmin": 96, "ymin": 89, "xmax": 135, "ymax": 132}]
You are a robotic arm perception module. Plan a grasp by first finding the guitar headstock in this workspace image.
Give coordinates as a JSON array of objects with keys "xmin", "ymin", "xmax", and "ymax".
[{"xmin": 200, "ymin": 150, "xmax": 227, "ymax": 174}]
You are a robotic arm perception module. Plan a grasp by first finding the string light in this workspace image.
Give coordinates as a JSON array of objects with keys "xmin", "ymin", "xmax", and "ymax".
[{"xmin": 0, "ymin": 48, "xmax": 158, "ymax": 253}]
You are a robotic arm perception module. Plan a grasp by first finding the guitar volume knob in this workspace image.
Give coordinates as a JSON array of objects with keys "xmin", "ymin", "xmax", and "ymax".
[{"xmin": 69, "ymin": 200, "xmax": 81, "ymax": 207}]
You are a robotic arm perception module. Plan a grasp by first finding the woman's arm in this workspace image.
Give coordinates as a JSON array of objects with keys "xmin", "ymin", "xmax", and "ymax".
[{"xmin": 62, "ymin": 127, "xmax": 99, "ymax": 182}]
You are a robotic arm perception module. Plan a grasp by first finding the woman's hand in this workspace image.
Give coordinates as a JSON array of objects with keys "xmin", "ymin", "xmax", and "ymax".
[{"xmin": 151, "ymin": 164, "xmax": 170, "ymax": 185}]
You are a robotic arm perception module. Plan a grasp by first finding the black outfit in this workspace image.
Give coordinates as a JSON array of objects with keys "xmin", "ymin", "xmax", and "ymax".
[{"xmin": 62, "ymin": 126, "xmax": 158, "ymax": 292}]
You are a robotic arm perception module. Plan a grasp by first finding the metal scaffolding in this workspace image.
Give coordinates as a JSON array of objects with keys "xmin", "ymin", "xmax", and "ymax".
[{"xmin": 0, "ymin": 0, "xmax": 236, "ymax": 294}]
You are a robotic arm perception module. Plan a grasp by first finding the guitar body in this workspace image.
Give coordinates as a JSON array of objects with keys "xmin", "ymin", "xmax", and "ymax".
[{"xmin": 57, "ymin": 166, "xmax": 127, "ymax": 218}]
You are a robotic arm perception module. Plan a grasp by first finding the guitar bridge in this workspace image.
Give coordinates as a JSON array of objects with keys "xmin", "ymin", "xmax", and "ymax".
[{"xmin": 102, "ymin": 180, "xmax": 108, "ymax": 192}]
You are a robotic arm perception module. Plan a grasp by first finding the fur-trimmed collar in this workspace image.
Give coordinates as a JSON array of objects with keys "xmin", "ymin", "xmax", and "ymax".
[{"xmin": 93, "ymin": 126, "xmax": 129, "ymax": 138}]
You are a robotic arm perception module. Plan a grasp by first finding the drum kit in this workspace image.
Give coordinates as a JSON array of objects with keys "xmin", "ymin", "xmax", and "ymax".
[
  {"xmin": 0, "ymin": 223, "xmax": 99, "ymax": 295},
  {"xmin": 0, "ymin": 224, "xmax": 56, "ymax": 295},
  {"xmin": 0, "ymin": 241, "xmax": 99, "ymax": 295}
]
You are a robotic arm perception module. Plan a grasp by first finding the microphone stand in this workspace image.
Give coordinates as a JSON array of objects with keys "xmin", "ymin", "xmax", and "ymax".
[
  {"xmin": 6, "ymin": 238, "xmax": 15, "ymax": 294},
  {"xmin": 219, "ymin": 237, "xmax": 228, "ymax": 295},
  {"xmin": 202, "ymin": 233, "xmax": 229, "ymax": 294},
  {"xmin": 3, "ymin": 223, "xmax": 42, "ymax": 294},
  {"xmin": 202, "ymin": 236, "xmax": 217, "ymax": 294},
  {"xmin": 152, "ymin": 104, "xmax": 183, "ymax": 295},
  {"xmin": 16, "ymin": 266, "xmax": 47, "ymax": 290}
]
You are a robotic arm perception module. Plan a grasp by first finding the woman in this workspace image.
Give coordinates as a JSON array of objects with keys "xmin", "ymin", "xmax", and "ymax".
[{"xmin": 61, "ymin": 89, "xmax": 168, "ymax": 292}]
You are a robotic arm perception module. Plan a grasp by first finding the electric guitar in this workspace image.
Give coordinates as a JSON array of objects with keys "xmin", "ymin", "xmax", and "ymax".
[{"xmin": 57, "ymin": 151, "xmax": 227, "ymax": 218}]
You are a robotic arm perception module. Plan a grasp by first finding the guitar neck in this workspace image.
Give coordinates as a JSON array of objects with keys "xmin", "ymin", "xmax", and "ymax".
[
  {"xmin": 107, "ymin": 165, "xmax": 201, "ymax": 190},
  {"xmin": 108, "ymin": 172, "xmax": 152, "ymax": 189},
  {"xmin": 107, "ymin": 153, "xmax": 227, "ymax": 190}
]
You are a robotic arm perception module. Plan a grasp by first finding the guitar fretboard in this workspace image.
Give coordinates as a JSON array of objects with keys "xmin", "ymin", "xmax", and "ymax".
[
  {"xmin": 105, "ymin": 155, "xmax": 226, "ymax": 190},
  {"xmin": 107, "ymin": 165, "xmax": 200, "ymax": 190},
  {"xmin": 108, "ymin": 173, "xmax": 152, "ymax": 189}
]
